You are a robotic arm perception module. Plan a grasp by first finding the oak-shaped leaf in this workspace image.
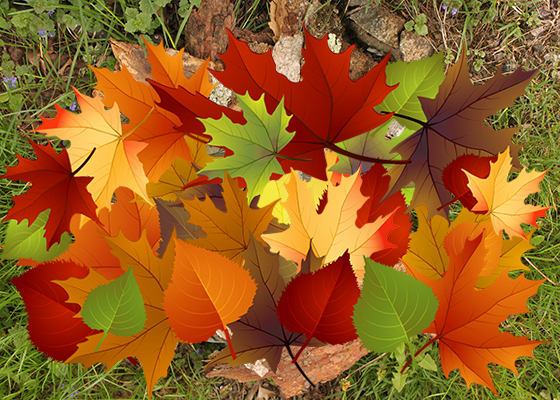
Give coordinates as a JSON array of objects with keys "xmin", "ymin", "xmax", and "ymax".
[
  {"xmin": 262, "ymin": 168, "xmax": 397, "ymax": 280},
  {"xmin": 11, "ymin": 260, "xmax": 102, "ymax": 361},
  {"xmin": 277, "ymin": 250, "xmax": 361, "ymax": 362},
  {"xmin": 82, "ymin": 268, "xmax": 147, "ymax": 351},
  {"xmin": 464, "ymin": 146, "xmax": 550, "ymax": 240},
  {"xmin": 205, "ymin": 232, "xmax": 322, "ymax": 372},
  {"xmin": 34, "ymin": 89, "xmax": 151, "ymax": 210},
  {"xmin": 55, "ymin": 230, "xmax": 178, "ymax": 400},
  {"xmin": 152, "ymin": 28, "xmax": 395, "ymax": 181},
  {"xmin": 1, "ymin": 139, "xmax": 100, "ymax": 250},
  {"xmin": 196, "ymin": 92, "xmax": 294, "ymax": 204},
  {"xmin": 381, "ymin": 49, "xmax": 536, "ymax": 221},
  {"xmin": 353, "ymin": 258, "xmax": 438, "ymax": 353},
  {"xmin": 2, "ymin": 209, "xmax": 71, "ymax": 262},
  {"xmin": 404, "ymin": 225, "xmax": 545, "ymax": 393},
  {"xmin": 163, "ymin": 238, "xmax": 257, "ymax": 359}
]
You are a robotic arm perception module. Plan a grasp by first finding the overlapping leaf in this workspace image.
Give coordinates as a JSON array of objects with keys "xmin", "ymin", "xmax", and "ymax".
[
  {"xmin": 34, "ymin": 90, "xmax": 151, "ymax": 210},
  {"xmin": 11, "ymin": 260, "xmax": 102, "ymax": 361},
  {"xmin": 464, "ymin": 147, "xmax": 550, "ymax": 239},
  {"xmin": 151, "ymin": 28, "xmax": 395, "ymax": 181},
  {"xmin": 353, "ymin": 258, "xmax": 438, "ymax": 352},
  {"xmin": 55, "ymin": 231, "xmax": 178, "ymax": 400}
]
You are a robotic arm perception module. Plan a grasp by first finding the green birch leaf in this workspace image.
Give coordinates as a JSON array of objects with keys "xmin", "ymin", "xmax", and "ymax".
[
  {"xmin": 1, "ymin": 209, "xmax": 71, "ymax": 262},
  {"xmin": 331, "ymin": 52, "xmax": 445, "ymax": 175},
  {"xmin": 196, "ymin": 92, "xmax": 294, "ymax": 204},
  {"xmin": 81, "ymin": 268, "xmax": 147, "ymax": 351},
  {"xmin": 353, "ymin": 257, "xmax": 438, "ymax": 353}
]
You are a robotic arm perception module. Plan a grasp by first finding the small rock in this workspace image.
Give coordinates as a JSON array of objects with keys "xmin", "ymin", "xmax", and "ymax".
[
  {"xmin": 272, "ymin": 33, "xmax": 304, "ymax": 83},
  {"xmin": 399, "ymin": 30, "xmax": 434, "ymax": 62},
  {"xmin": 345, "ymin": 3, "xmax": 405, "ymax": 56}
]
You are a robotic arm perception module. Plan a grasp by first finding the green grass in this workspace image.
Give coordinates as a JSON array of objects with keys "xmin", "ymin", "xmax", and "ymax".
[{"xmin": 1, "ymin": 0, "xmax": 559, "ymax": 399}]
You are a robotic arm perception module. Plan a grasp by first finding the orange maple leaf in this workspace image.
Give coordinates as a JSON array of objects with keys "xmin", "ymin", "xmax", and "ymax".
[
  {"xmin": 405, "ymin": 225, "xmax": 545, "ymax": 393},
  {"xmin": 91, "ymin": 38, "xmax": 216, "ymax": 181},
  {"xmin": 163, "ymin": 238, "xmax": 257, "ymax": 359},
  {"xmin": 54, "ymin": 230, "xmax": 178, "ymax": 400},
  {"xmin": 180, "ymin": 172, "xmax": 277, "ymax": 264},
  {"xmin": 262, "ymin": 168, "xmax": 396, "ymax": 280},
  {"xmin": 464, "ymin": 146, "xmax": 550, "ymax": 240},
  {"xmin": 34, "ymin": 89, "xmax": 150, "ymax": 210}
]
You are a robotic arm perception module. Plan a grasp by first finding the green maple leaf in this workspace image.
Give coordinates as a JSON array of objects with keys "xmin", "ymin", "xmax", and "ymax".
[
  {"xmin": 1, "ymin": 209, "xmax": 71, "ymax": 262},
  {"xmin": 353, "ymin": 257, "xmax": 438, "ymax": 353},
  {"xmin": 81, "ymin": 268, "xmax": 147, "ymax": 351},
  {"xmin": 331, "ymin": 52, "xmax": 445, "ymax": 175},
  {"xmin": 197, "ymin": 92, "xmax": 294, "ymax": 203}
]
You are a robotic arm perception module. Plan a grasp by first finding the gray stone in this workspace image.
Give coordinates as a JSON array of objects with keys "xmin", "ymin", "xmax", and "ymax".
[
  {"xmin": 346, "ymin": 4, "xmax": 405, "ymax": 56},
  {"xmin": 399, "ymin": 30, "xmax": 434, "ymax": 62},
  {"xmin": 272, "ymin": 33, "xmax": 304, "ymax": 83}
]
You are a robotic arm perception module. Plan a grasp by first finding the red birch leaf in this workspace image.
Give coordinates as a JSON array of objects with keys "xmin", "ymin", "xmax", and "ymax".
[
  {"xmin": 11, "ymin": 260, "xmax": 102, "ymax": 361},
  {"xmin": 2, "ymin": 139, "xmax": 100, "ymax": 250},
  {"xmin": 276, "ymin": 250, "xmax": 360, "ymax": 362}
]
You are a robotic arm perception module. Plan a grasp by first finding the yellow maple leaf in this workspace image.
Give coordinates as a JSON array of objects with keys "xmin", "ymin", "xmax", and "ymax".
[
  {"xmin": 262, "ymin": 168, "xmax": 396, "ymax": 280},
  {"xmin": 404, "ymin": 205, "xmax": 535, "ymax": 289},
  {"xmin": 464, "ymin": 146, "xmax": 550, "ymax": 240}
]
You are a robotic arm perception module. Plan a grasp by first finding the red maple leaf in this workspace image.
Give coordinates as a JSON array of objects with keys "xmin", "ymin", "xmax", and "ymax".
[
  {"xmin": 276, "ymin": 250, "xmax": 360, "ymax": 362},
  {"xmin": 11, "ymin": 260, "xmax": 102, "ymax": 361},
  {"xmin": 150, "ymin": 28, "xmax": 395, "ymax": 181},
  {"xmin": 1, "ymin": 140, "xmax": 100, "ymax": 250}
]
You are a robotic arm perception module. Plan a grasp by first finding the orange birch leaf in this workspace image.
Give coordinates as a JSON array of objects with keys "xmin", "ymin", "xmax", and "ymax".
[{"xmin": 163, "ymin": 238, "xmax": 257, "ymax": 359}]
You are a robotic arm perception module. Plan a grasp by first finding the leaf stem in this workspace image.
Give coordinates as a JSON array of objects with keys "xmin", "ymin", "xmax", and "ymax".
[
  {"xmin": 400, "ymin": 335, "xmax": 438, "ymax": 374},
  {"xmin": 381, "ymin": 111, "xmax": 429, "ymax": 128},
  {"xmin": 95, "ymin": 331, "xmax": 109, "ymax": 352},
  {"xmin": 284, "ymin": 342, "xmax": 316, "ymax": 388},
  {"xmin": 320, "ymin": 138, "xmax": 412, "ymax": 165},
  {"xmin": 437, "ymin": 191, "xmax": 467, "ymax": 211},
  {"xmin": 282, "ymin": 327, "xmax": 315, "ymax": 387},
  {"xmin": 73, "ymin": 147, "xmax": 97, "ymax": 175},
  {"xmin": 224, "ymin": 326, "xmax": 237, "ymax": 360}
]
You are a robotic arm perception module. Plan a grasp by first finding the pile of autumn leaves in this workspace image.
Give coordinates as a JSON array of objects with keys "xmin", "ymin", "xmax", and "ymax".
[{"xmin": 1, "ymin": 30, "xmax": 551, "ymax": 398}]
